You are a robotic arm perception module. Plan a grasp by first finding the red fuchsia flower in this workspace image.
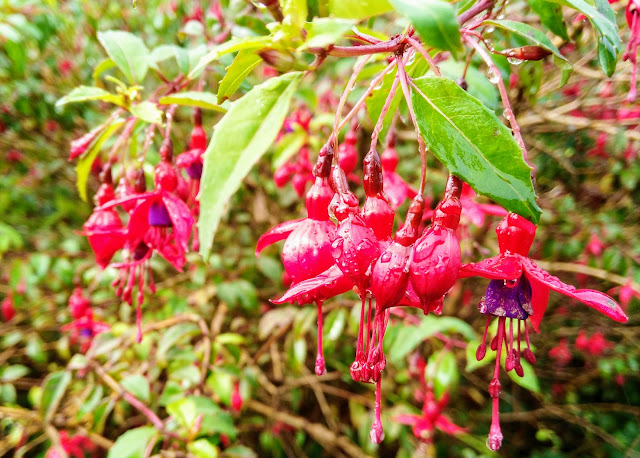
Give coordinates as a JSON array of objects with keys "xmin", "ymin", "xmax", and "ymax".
[
  {"xmin": 380, "ymin": 142, "xmax": 417, "ymax": 210},
  {"xmin": 409, "ymin": 175, "xmax": 463, "ymax": 315},
  {"xmin": 62, "ymin": 288, "xmax": 109, "ymax": 353},
  {"xmin": 576, "ymin": 330, "xmax": 613, "ymax": 356},
  {"xmin": 1, "ymin": 296, "xmax": 15, "ymax": 322},
  {"xmin": 81, "ymin": 172, "xmax": 127, "ymax": 269},
  {"xmin": 548, "ymin": 339, "xmax": 572, "ymax": 367},
  {"xmin": 46, "ymin": 431, "xmax": 99, "ymax": 458},
  {"xmin": 459, "ymin": 212, "xmax": 627, "ymax": 450},
  {"xmin": 586, "ymin": 233, "xmax": 605, "ymax": 257},
  {"xmin": 58, "ymin": 59, "xmax": 73, "ymax": 76},
  {"xmin": 609, "ymin": 277, "xmax": 640, "ymax": 311},
  {"xmin": 460, "ymin": 183, "xmax": 507, "ymax": 228},
  {"xmin": 257, "ymin": 144, "xmax": 337, "ymax": 375},
  {"xmin": 231, "ymin": 381, "xmax": 243, "ymax": 412},
  {"xmin": 624, "ymin": 0, "xmax": 640, "ymax": 102},
  {"xmin": 100, "ymin": 141, "xmax": 194, "ymax": 341},
  {"xmin": 69, "ymin": 124, "xmax": 107, "ymax": 160},
  {"xmin": 338, "ymin": 125, "xmax": 360, "ymax": 182},
  {"xmin": 586, "ymin": 132, "xmax": 609, "ymax": 159},
  {"xmin": 395, "ymin": 389, "xmax": 466, "ymax": 443}
]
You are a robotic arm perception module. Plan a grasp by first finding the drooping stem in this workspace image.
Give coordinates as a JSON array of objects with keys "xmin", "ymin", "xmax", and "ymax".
[
  {"xmin": 464, "ymin": 35, "xmax": 533, "ymax": 170},
  {"xmin": 407, "ymin": 37, "xmax": 441, "ymax": 77},
  {"xmin": 332, "ymin": 55, "xmax": 372, "ymax": 161},
  {"xmin": 335, "ymin": 60, "xmax": 397, "ymax": 135},
  {"xmin": 396, "ymin": 55, "xmax": 428, "ymax": 195},
  {"xmin": 370, "ymin": 72, "xmax": 400, "ymax": 150}
]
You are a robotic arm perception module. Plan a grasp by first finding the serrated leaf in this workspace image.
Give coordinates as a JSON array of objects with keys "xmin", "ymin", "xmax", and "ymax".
[
  {"xmin": 121, "ymin": 375, "xmax": 150, "ymax": 403},
  {"xmin": 76, "ymin": 118, "xmax": 125, "ymax": 202},
  {"xmin": 198, "ymin": 72, "xmax": 302, "ymax": 259},
  {"xmin": 527, "ymin": 0, "xmax": 569, "ymax": 40},
  {"xmin": 329, "ymin": 0, "xmax": 392, "ymax": 20},
  {"xmin": 545, "ymin": 0, "xmax": 620, "ymax": 77},
  {"xmin": 484, "ymin": 19, "xmax": 572, "ymax": 86},
  {"xmin": 298, "ymin": 18, "xmax": 355, "ymax": 50},
  {"xmin": 130, "ymin": 101, "xmax": 163, "ymax": 124},
  {"xmin": 40, "ymin": 371, "xmax": 71, "ymax": 422},
  {"xmin": 97, "ymin": 30, "xmax": 149, "ymax": 84},
  {"xmin": 411, "ymin": 76, "xmax": 541, "ymax": 223},
  {"xmin": 56, "ymin": 86, "xmax": 122, "ymax": 107},
  {"xmin": 189, "ymin": 36, "xmax": 272, "ymax": 79},
  {"xmin": 390, "ymin": 0, "xmax": 462, "ymax": 55},
  {"xmin": 217, "ymin": 51, "xmax": 263, "ymax": 104},
  {"xmin": 159, "ymin": 91, "xmax": 227, "ymax": 112},
  {"xmin": 107, "ymin": 426, "xmax": 157, "ymax": 458}
]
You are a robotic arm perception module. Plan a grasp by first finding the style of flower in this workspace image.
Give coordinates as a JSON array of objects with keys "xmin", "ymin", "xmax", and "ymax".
[
  {"xmin": 459, "ymin": 212, "xmax": 627, "ymax": 450},
  {"xmin": 395, "ymin": 390, "xmax": 466, "ymax": 443}
]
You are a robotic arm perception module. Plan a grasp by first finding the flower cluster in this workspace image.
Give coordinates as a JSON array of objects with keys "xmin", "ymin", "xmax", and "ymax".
[
  {"xmin": 72, "ymin": 111, "xmax": 204, "ymax": 341},
  {"xmin": 62, "ymin": 288, "xmax": 109, "ymax": 353},
  {"xmin": 258, "ymin": 139, "xmax": 628, "ymax": 448}
]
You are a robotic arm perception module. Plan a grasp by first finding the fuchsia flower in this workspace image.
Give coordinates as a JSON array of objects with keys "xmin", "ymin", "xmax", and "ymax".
[
  {"xmin": 99, "ymin": 141, "xmax": 194, "ymax": 341},
  {"xmin": 395, "ymin": 390, "xmax": 466, "ymax": 443},
  {"xmin": 548, "ymin": 339, "xmax": 572, "ymax": 367},
  {"xmin": 338, "ymin": 127, "xmax": 360, "ymax": 182},
  {"xmin": 576, "ymin": 330, "xmax": 613, "ymax": 356},
  {"xmin": 460, "ymin": 213, "xmax": 627, "ymax": 450},
  {"xmin": 257, "ymin": 144, "xmax": 338, "ymax": 375},
  {"xmin": 624, "ymin": 0, "xmax": 640, "ymax": 102},
  {"xmin": 62, "ymin": 288, "xmax": 109, "ymax": 353},
  {"xmin": 459, "ymin": 183, "xmax": 507, "ymax": 228},
  {"xmin": 609, "ymin": 277, "xmax": 640, "ymax": 311},
  {"xmin": 1, "ymin": 296, "xmax": 15, "ymax": 322},
  {"xmin": 586, "ymin": 132, "xmax": 609, "ymax": 158},
  {"xmin": 46, "ymin": 431, "xmax": 99, "ymax": 458},
  {"xmin": 81, "ymin": 172, "xmax": 127, "ymax": 269},
  {"xmin": 231, "ymin": 381, "xmax": 243, "ymax": 412}
]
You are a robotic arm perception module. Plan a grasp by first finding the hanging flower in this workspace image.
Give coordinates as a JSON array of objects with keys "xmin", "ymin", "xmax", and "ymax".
[{"xmin": 395, "ymin": 390, "xmax": 466, "ymax": 443}]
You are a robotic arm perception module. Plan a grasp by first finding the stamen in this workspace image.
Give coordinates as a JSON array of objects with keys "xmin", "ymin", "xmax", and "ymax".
[
  {"xmin": 315, "ymin": 301, "xmax": 326, "ymax": 376},
  {"xmin": 477, "ymin": 315, "xmax": 491, "ymax": 361},
  {"xmin": 505, "ymin": 319, "xmax": 515, "ymax": 372}
]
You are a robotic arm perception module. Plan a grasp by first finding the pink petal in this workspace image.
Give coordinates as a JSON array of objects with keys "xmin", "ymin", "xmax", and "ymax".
[
  {"xmin": 458, "ymin": 255, "xmax": 522, "ymax": 280},
  {"xmin": 527, "ymin": 272, "xmax": 550, "ymax": 332},
  {"xmin": 156, "ymin": 239, "xmax": 187, "ymax": 271},
  {"xmin": 435, "ymin": 416, "xmax": 467, "ymax": 435},
  {"xmin": 127, "ymin": 199, "xmax": 154, "ymax": 246},
  {"xmin": 393, "ymin": 414, "xmax": 420, "ymax": 426},
  {"xmin": 176, "ymin": 148, "xmax": 204, "ymax": 167},
  {"xmin": 462, "ymin": 203, "xmax": 485, "ymax": 227},
  {"xmin": 162, "ymin": 191, "xmax": 195, "ymax": 251},
  {"xmin": 521, "ymin": 256, "xmax": 628, "ymax": 328},
  {"xmin": 477, "ymin": 203, "xmax": 508, "ymax": 217},
  {"xmin": 272, "ymin": 265, "xmax": 353, "ymax": 305},
  {"xmin": 255, "ymin": 218, "xmax": 305, "ymax": 256}
]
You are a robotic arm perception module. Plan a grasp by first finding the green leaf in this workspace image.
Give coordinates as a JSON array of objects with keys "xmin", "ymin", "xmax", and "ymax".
[
  {"xmin": 107, "ymin": 426, "xmax": 157, "ymax": 458},
  {"xmin": 76, "ymin": 119, "xmax": 125, "ymax": 202},
  {"xmin": 40, "ymin": 371, "xmax": 71, "ymax": 422},
  {"xmin": 189, "ymin": 36, "xmax": 272, "ymax": 79},
  {"xmin": 507, "ymin": 358, "xmax": 540, "ymax": 392},
  {"xmin": 545, "ymin": 0, "xmax": 620, "ymax": 77},
  {"xmin": 0, "ymin": 364, "xmax": 29, "ymax": 382},
  {"xmin": 92, "ymin": 58, "xmax": 116, "ymax": 80},
  {"xmin": 271, "ymin": 129, "xmax": 307, "ymax": 170},
  {"xmin": 426, "ymin": 351, "xmax": 459, "ymax": 398},
  {"xmin": 484, "ymin": 19, "xmax": 572, "ymax": 86},
  {"xmin": 189, "ymin": 439, "xmax": 220, "ymax": 458},
  {"xmin": 385, "ymin": 315, "xmax": 476, "ymax": 364},
  {"xmin": 198, "ymin": 72, "xmax": 302, "ymax": 259},
  {"xmin": 77, "ymin": 385, "xmax": 103, "ymax": 421},
  {"xmin": 439, "ymin": 60, "xmax": 499, "ymax": 110},
  {"xmin": 281, "ymin": 0, "xmax": 308, "ymax": 40},
  {"xmin": 97, "ymin": 30, "xmax": 150, "ymax": 84},
  {"xmin": 121, "ymin": 375, "xmax": 151, "ymax": 403},
  {"xmin": 158, "ymin": 91, "xmax": 227, "ymax": 112},
  {"xmin": 217, "ymin": 51, "xmax": 263, "ymax": 104},
  {"xmin": 26, "ymin": 334, "xmax": 47, "ymax": 364},
  {"xmin": 298, "ymin": 18, "xmax": 355, "ymax": 50},
  {"xmin": 130, "ymin": 101, "xmax": 163, "ymax": 124},
  {"xmin": 157, "ymin": 323, "xmax": 200, "ymax": 360},
  {"xmin": 329, "ymin": 0, "xmax": 392, "ymax": 20},
  {"xmin": 527, "ymin": 0, "xmax": 569, "ymax": 40},
  {"xmin": 411, "ymin": 76, "xmax": 541, "ymax": 223},
  {"xmin": 56, "ymin": 86, "xmax": 121, "ymax": 107},
  {"xmin": 390, "ymin": 0, "xmax": 462, "ymax": 55}
]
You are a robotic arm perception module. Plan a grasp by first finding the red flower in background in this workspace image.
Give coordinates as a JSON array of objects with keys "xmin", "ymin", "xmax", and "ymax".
[{"xmin": 395, "ymin": 390, "xmax": 466, "ymax": 443}]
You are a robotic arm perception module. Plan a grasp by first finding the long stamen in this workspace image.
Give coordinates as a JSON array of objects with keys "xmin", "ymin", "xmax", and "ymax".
[
  {"xmin": 477, "ymin": 315, "xmax": 491, "ymax": 361},
  {"xmin": 515, "ymin": 320, "xmax": 524, "ymax": 377},
  {"xmin": 505, "ymin": 318, "xmax": 515, "ymax": 372},
  {"xmin": 523, "ymin": 320, "xmax": 536, "ymax": 364},
  {"xmin": 315, "ymin": 301, "xmax": 326, "ymax": 376}
]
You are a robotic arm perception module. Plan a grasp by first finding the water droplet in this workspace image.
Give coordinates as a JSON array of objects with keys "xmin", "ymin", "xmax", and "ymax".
[
  {"xmin": 484, "ymin": 39, "xmax": 495, "ymax": 52},
  {"xmin": 504, "ymin": 279, "xmax": 518, "ymax": 288},
  {"xmin": 487, "ymin": 68, "xmax": 500, "ymax": 84},
  {"xmin": 406, "ymin": 52, "xmax": 416, "ymax": 65},
  {"xmin": 497, "ymin": 14, "xmax": 505, "ymax": 19},
  {"xmin": 503, "ymin": 108, "xmax": 513, "ymax": 121},
  {"xmin": 381, "ymin": 252, "xmax": 392, "ymax": 263},
  {"xmin": 373, "ymin": 82, "xmax": 384, "ymax": 91},
  {"xmin": 507, "ymin": 56, "xmax": 523, "ymax": 65},
  {"xmin": 485, "ymin": 26, "xmax": 495, "ymax": 34}
]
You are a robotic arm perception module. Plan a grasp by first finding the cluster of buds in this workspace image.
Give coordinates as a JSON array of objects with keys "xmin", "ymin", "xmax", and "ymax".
[{"xmin": 71, "ymin": 109, "xmax": 206, "ymax": 341}]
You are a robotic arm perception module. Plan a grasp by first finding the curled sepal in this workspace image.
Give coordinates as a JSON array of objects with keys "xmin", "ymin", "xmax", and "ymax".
[
  {"xmin": 272, "ymin": 265, "xmax": 353, "ymax": 305},
  {"xmin": 458, "ymin": 255, "xmax": 523, "ymax": 280},
  {"xmin": 521, "ymin": 256, "xmax": 628, "ymax": 330},
  {"xmin": 255, "ymin": 218, "xmax": 305, "ymax": 256}
]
